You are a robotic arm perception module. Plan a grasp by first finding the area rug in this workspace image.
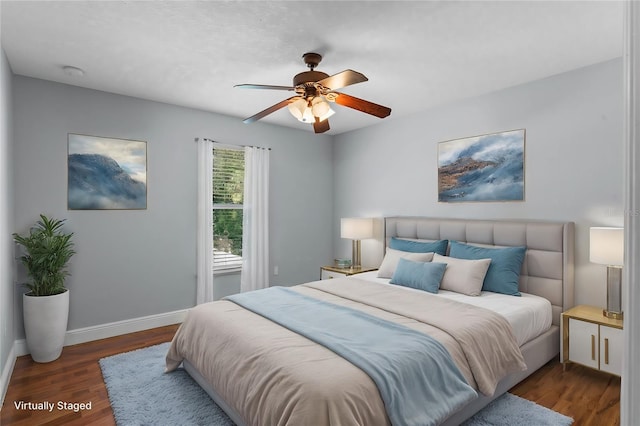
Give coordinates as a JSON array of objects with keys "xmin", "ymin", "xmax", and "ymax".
[{"xmin": 100, "ymin": 342, "xmax": 573, "ymax": 426}]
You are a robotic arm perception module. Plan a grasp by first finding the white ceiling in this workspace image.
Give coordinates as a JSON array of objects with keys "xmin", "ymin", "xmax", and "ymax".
[{"xmin": 0, "ymin": 1, "xmax": 624, "ymax": 135}]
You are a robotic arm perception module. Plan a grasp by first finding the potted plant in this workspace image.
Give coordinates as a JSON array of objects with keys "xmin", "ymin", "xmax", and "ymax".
[{"xmin": 13, "ymin": 214, "xmax": 75, "ymax": 363}]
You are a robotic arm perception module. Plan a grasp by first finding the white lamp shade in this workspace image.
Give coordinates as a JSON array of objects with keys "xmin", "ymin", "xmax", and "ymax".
[
  {"xmin": 311, "ymin": 97, "xmax": 330, "ymax": 116},
  {"xmin": 341, "ymin": 217, "xmax": 374, "ymax": 240},
  {"xmin": 287, "ymin": 98, "xmax": 306, "ymax": 120},
  {"xmin": 590, "ymin": 227, "xmax": 624, "ymax": 266},
  {"xmin": 316, "ymin": 107, "xmax": 335, "ymax": 122},
  {"xmin": 288, "ymin": 98, "xmax": 315, "ymax": 122},
  {"xmin": 288, "ymin": 96, "xmax": 337, "ymax": 124}
]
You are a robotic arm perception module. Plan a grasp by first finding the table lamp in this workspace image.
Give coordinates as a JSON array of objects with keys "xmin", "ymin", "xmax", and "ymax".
[
  {"xmin": 340, "ymin": 218, "xmax": 373, "ymax": 268},
  {"xmin": 590, "ymin": 227, "xmax": 624, "ymax": 319}
]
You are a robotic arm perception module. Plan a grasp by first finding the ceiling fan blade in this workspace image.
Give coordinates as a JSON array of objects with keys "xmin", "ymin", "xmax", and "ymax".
[
  {"xmin": 313, "ymin": 117, "xmax": 330, "ymax": 134},
  {"xmin": 243, "ymin": 96, "xmax": 301, "ymax": 124},
  {"xmin": 235, "ymin": 84, "xmax": 295, "ymax": 91},
  {"xmin": 316, "ymin": 70, "xmax": 368, "ymax": 91},
  {"xmin": 333, "ymin": 92, "xmax": 391, "ymax": 118}
]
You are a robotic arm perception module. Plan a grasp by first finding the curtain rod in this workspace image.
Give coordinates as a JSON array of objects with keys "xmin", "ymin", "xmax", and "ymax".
[{"xmin": 195, "ymin": 137, "xmax": 271, "ymax": 151}]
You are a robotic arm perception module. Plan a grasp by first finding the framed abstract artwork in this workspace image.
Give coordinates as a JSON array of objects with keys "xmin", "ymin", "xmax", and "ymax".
[
  {"xmin": 438, "ymin": 129, "xmax": 525, "ymax": 202},
  {"xmin": 68, "ymin": 134, "xmax": 147, "ymax": 210}
]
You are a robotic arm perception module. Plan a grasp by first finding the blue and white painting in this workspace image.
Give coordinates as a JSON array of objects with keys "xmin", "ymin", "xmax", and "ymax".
[
  {"xmin": 438, "ymin": 129, "xmax": 525, "ymax": 202},
  {"xmin": 68, "ymin": 134, "xmax": 147, "ymax": 209}
]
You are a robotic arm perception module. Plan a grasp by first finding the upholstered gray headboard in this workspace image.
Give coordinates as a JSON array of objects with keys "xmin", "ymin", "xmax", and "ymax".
[{"xmin": 384, "ymin": 217, "xmax": 575, "ymax": 326}]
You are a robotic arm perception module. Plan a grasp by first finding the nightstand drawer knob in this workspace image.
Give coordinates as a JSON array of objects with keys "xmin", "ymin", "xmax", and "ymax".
[
  {"xmin": 604, "ymin": 338, "xmax": 609, "ymax": 364},
  {"xmin": 591, "ymin": 334, "xmax": 596, "ymax": 360}
]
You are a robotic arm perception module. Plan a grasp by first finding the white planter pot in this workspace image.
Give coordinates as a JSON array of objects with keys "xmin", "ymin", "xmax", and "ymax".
[{"xmin": 23, "ymin": 290, "xmax": 69, "ymax": 363}]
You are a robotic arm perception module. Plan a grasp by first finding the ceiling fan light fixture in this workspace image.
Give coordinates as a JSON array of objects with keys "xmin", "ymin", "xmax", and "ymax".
[
  {"xmin": 311, "ymin": 97, "xmax": 330, "ymax": 117},
  {"xmin": 287, "ymin": 98, "xmax": 307, "ymax": 121},
  {"xmin": 312, "ymin": 97, "xmax": 334, "ymax": 122},
  {"xmin": 289, "ymin": 97, "xmax": 333, "ymax": 123},
  {"xmin": 62, "ymin": 65, "xmax": 85, "ymax": 77},
  {"xmin": 288, "ymin": 98, "xmax": 314, "ymax": 123},
  {"xmin": 317, "ymin": 107, "xmax": 335, "ymax": 122},
  {"xmin": 300, "ymin": 106, "xmax": 315, "ymax": 123}
]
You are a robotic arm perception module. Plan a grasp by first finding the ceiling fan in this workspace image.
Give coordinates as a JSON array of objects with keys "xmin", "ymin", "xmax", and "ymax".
[{"xmin": 234, "ymin": 52, "xmax": 392, "ymax": 134}]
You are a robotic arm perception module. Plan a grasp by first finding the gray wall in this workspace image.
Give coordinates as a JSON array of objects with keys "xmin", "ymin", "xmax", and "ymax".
[
  {"xmin": 1, "ymin": 50, "xmax": 15, "ymax": 382},
  {"xmin": 333, "ymin": 58, "xmax": 624, "ymax": 308},
  {"xmin": 12, "ymin": 76, "xmax": 333, "ymax": 337},
  {"xmin": 7, "ymin": 58, "xmax": 624, "ymax": 341}
]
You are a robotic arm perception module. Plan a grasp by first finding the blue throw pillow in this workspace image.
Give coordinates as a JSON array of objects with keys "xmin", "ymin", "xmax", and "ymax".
[
  {"xmin": 389, "ymin": 258, "xmax": 447, "ymax": 294},
  {"xmin": 389, "ymin": 237, "xmax": 448, "ymax": 255},
  {"xmin": 448, "ymin": 241, "xmax": 526, "ymax": 296}
]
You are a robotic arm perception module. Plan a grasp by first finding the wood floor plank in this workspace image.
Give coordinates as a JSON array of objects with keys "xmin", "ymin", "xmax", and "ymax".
[
  {"xmin": 1, "ymin": 324, "xmax": 178, "ymax": 426},
  {"xmin": 1, "ymin": 324, "xmax": 620, "ymax": 425},
  {"xmin": 510, "ymin": 361, "xmax": 621, "ymax": 426}
]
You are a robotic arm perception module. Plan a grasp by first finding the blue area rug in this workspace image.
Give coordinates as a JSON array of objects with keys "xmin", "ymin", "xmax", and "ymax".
[
  {"xmin": 461, "ymin": 393, "xmax": 573, "ymax": 426},
  {"xmin": 100, "ymin": 342, "xmax": 573, "ymax": 426}
]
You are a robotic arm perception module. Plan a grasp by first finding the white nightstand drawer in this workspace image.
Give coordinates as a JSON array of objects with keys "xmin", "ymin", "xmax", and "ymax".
[
  {"xmin": 569, "ymin": 318, "xmax": 599, "ymax": 369},
  {"xmin": 321, "ymin": 269, "xmax": 347, "ymax": 280},
  {"xmin": 600, "ymin": 325, "xmax": 623, "ymax": 375}
]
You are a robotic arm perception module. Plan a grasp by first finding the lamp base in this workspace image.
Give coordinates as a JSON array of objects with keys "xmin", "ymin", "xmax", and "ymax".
[
  {"xmin": 603, "ymin": 309, "xmax": 624, "ymax": 320},
  {"xmin": 351, "ymin": 240, "xmax": 362, "ymax": 269},
  {"xmin": 604, "ymin": 266, "xmax": 623, "ymax": 321}
]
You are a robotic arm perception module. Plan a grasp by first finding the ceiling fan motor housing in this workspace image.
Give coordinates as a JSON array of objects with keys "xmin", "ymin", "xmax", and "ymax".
[{"xmin": 293, "ymin": 70, "xmax": 329, "ymax": 87}]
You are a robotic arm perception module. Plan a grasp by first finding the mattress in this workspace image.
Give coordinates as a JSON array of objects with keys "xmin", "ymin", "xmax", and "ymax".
[
  {"xmin": 354, "ymin": 271, "xmax": 552, "ymax": 346},
  {"xmin": 167, "ymin": 277, "xmax": 528, "ymax": 426}
]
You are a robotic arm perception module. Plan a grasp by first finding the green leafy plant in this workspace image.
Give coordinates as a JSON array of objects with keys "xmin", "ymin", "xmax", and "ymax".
[{"xmin": 13, "ymin": 214, "xmax": 76, "ymax": 296}]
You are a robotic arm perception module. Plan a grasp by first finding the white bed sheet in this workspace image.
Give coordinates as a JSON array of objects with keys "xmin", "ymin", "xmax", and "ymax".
[{"xmin": 353, "ymin": 271, "xmax": 552, "ymax": 346}]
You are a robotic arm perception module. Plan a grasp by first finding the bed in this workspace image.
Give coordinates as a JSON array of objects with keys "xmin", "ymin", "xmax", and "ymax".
[{"xmin": 166, "ymin": 217, "xmax": 575, "ymax": 425}]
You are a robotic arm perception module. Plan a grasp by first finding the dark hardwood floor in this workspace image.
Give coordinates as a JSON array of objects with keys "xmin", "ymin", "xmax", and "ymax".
[
  {"xmin": 1, "ymin": 325, "xmax": 179, "ymax": 426},
  {"xmin": 510, "ymin": 360, "xmax": 620, "ymax": 426},
  {"xmin": 1, "ymin": 324, "xmax": 620, "ymax": 425}
]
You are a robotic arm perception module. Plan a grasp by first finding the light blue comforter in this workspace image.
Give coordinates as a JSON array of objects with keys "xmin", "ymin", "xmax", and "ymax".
[{"xmin": 226, "ymin": 286, "xmax": 477, "ymax": 426}]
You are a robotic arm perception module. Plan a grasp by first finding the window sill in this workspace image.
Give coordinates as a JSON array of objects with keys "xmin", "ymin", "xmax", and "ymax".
[{"xmin": 213, "ymin": 268, "xmax": 242, "ymax": 276}]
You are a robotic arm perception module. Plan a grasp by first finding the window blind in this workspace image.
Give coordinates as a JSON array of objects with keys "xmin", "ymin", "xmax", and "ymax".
[{"xmin": 213, "ymin": 147, "xmax": 245, "ymax": 270}]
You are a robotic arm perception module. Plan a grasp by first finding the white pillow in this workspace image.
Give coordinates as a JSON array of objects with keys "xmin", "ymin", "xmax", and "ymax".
[
  {"xmin": 377, "ymin": 248, "xmax": 434, "ymax": 278},
  {"xmin": 433, "ymin": 253, "xmax": 491, "ymax": 296}
]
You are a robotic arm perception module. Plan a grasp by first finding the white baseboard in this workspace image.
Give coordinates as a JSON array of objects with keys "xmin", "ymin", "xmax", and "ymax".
[
  {"xmin": 0, "ymin": 341, "xmax": 17, "ymax": 409},
  {"xmin": 14, "ymin": 308, "xmax": 189, "ymax": 357},
  {"xmin": 2, "ymin": 309, "xmax": 187, "ymax": 406},
  {"xmin": 2, "ymin": 309, "xmax": 187, "ymax": 407}
]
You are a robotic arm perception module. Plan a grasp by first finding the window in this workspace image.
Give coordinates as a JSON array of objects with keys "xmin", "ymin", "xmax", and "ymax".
[{"xmin": 213, "ymin": 147, "xmax": 244, "ymax": 271}]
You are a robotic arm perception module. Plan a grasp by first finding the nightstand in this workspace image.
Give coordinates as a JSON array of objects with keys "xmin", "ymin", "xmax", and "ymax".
[
  {"xmin": 320, "ymin": 265, "xmax": 378, "ymax": 280},
  {"xmin": 561, "ymin": 305, "xmax": 623, "ymax": 376}
]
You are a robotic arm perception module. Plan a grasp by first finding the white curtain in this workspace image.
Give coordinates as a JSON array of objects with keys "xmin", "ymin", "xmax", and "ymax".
[
  {"xmin": 240, "ymin": 146, "xmax": 270, "ymax": 292},
  {"xmin": 196, "ymin": 138, "xmax": 214, "ymax": 304}
]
